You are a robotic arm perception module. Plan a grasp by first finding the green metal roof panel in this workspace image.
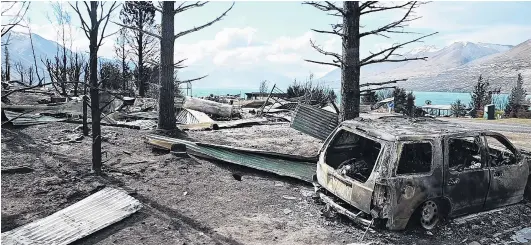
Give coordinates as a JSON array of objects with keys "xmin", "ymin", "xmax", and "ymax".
[
  {"xmin": 188, "ymin": 145, "xmax": 316, "ymax": 182},
  {"xmin": 2, "ymin": 110, "xmax": 66, "ymax": 126},
  {"xmin": 147, "ymin": 135, "xmax": 316, "ymax": 182},
  {"xmin": 290, "ymin": 104, "xmax": 338, "ymax": 141}
]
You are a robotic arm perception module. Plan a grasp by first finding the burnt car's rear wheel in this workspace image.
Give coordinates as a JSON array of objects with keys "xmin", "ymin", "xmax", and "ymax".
[{"xmin": 420, "ymin": 200, "xmax": 440, "ymax": 230}]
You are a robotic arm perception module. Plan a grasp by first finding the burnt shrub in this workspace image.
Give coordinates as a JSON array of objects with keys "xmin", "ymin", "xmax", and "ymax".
[{"xmin": 286, "ymin": 74, "xmax": 337, "ymax": 107}]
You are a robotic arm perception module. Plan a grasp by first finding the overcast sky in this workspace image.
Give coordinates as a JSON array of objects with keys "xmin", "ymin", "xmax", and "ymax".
[{"xmin": 7, "ymin": 1, "xmax": 531, "ymax": 79}]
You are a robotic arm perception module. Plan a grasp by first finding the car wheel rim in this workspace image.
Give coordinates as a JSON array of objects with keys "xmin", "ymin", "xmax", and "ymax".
[{"xmin": 420, "ymin": 200, "xmax": 439, "ymax": 230}]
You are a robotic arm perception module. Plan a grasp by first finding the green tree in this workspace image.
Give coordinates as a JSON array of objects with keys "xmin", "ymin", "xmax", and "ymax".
[
  {"xmin": 99, "ymin": 61, "xmax": 122, "ymax": 90},
  {"xmin": 259, "ymin": 80, "xmax": 269, "ymax": 94},
  {"xmin": 119, "ymin": 1, "xmax": 157, "ymax": 97},
  {"xmin": 286, "ymin": 74, "xmax": 337, "ymax": 107},
  {"xmin": 406, "ymin": 91, "xmax": 415, "ymax": 116},
  {"xmin": 505, "ymin": 73, "xmax": 527, "ymax": 118},
  {"xmin": 361, "ymin": 91, "xmax": 378, "ymax": 104},
  {"xmin": 118, "ymin": 1, "xmax": 234, "ymax": 131},
  {"xmin": 469, "ymin": 75, "xmax": 490, "ymax": 118},
  {"xmin": 451, "ymin": 99, "xmax": 466, "ymax": 117},
  {"xmin": 393, "ymin": 87, "xmax": 407, "ymax": 114}
]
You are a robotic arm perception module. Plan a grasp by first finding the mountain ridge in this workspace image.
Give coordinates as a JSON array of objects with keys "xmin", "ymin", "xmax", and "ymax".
[
  {"xmin": 2, "ymin": 31, "xmax": 529, "ymax": 93},
  {"xmin": 318, "ymin": 39, "xmax": 530, "ymax": 93}
]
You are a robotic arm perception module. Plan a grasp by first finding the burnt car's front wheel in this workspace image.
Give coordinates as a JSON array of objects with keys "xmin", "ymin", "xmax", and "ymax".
[{"xmin": 420, "ymin": 200, "xmax": 440, "ymax": 230}]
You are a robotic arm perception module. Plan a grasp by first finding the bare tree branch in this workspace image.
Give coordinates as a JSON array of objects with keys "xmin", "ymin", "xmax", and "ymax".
[
  {"xmin": 1, "ymin": 32, "xmax": 11, "ymax": 47},
  {"xmin": 174, "ymin": 1, "xmax": 207, "ymax": 14},
  {"xmin": 311, "ymin": 28, "xmax": 344, "ymax": 37},
  {"xmin": 153, "ymin": 3, "xmax": 162, "ymax": 13},
  {"xmin": 69, "ymin": 2, "xmax": 91, "ymax": 39},
  {"xmin": 304, "ymin": 59, "xmax": 340, "ymax": 67},
  {"xmin": 97, "ymin": 2, "xmax": 120, "ymax": 48},
  {"xmin": 26, "ymin": 19, "xmax": 45, "ymax": 85},
  {"xmin": 174, "ymin": 2, "xmax": 234, "ymax": 40},
  {"xmin": 360, "ymin": 2, "xmax": 413, "ymax": 15},
  {"xmin": 360, "ymin": 79, "xmax": 408, "ymax": 87},
  {"xmin": 359, "ymin": 1, "xmax": 378, "ymax": 11},
  {"xmin": 360, "ymin": 32, "xmax": 437, "ymax": 66},
  {"xmin": 174, "ymin": 58, "xmax": 188, "ymax": 69},
  {"xmin": 114, "ymin": 21, "xmax": 162, "ymax": 39},
  {"xmin": 360, "ymin": 2, "xmax": 421, "ymax": 38},
  {"xmin": 361, "ymin": 86, "xmax": 397, "ymax": 93},
  {"xmin": 177, "ymin": 75, "xmax": 208, "ymax": 84},
  {"xmin": 302, "ymin": 1, "xmax": 345, "ymax": 16},
  {"xmin": 2, "ymin": 2, "xmax": 18, "ymax": 15},
  {"xmin": 1, "ymin": 1, "xmax": 30, "ymax": 37},
  {"xmin": 308, "ymin": 39, "xmax": 343, "ymax": 66}
]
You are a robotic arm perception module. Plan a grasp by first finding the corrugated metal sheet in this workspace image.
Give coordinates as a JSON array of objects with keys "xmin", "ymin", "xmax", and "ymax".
[
  {"xmin": 216, "ymin": 117, "xmax": 268, "ymax": 129},
  {"xmin": 146, "ymin": 135, "xmax": 316, "ymax": 182},
  {"xmin": 1, "ymin": 187, "xmax": 142, "ymax": 245},
  {"xmin": 123, "ymin": 119, "xmax": 158, "ymax": 130},
  {"xmin": 321, "ymin": 105, "xmax": 338, "ymax": 114},
  {"xmin": 124, "ymin": 111, "xmax": 158, "ymax": 120},
  {"xmin": 2, "ymin": 110, "xmax": 66, "ymax": 126},
  {"xmin": 194, "ymin": 141, "xmax": 318, "ymax": 162},
  {"xmin": 176, "ymin": 108, "xmax": 214, "ymax": 124},
  {"xmin": 290, "ymin": 104, "xmax": 338, "ymax": 141},
  {"xmin": 262, "ymin": 102, "xmax": 298, "ymax": 112},
  {"xmin": 177, "ymin": 117, "xmax": 269, "ymax": 131}
]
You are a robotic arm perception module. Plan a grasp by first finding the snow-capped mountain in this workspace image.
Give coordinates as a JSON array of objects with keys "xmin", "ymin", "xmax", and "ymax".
[
  {"xmin": 413, "ymin": 39, "xmax": 531, "ymax": 92},
  {"xmin": 0, "ymin": 31, "xmax": 292, "ymax": 89},
  {"xmin": 2, "ymin": 30, "xmax": 529, "ymax": 92},
  {"xmin": 1, "ymin": 31, "xmax": 116, "ymax": 82},
  {"xmin": 405, "ymin": 45, "xmax": 440, "ymax": 55},
  {"xmin": 318, "ymin": 40, "xmax": 529, "ymax": 92},
  {"xmin": 1, "ymin": 31, "xmax": 62, "ymax": 72}
]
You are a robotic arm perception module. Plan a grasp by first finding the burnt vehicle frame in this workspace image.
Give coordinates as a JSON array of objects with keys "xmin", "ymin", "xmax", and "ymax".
[{"xmin": 313, "ymin": 117, "xmax": 529, "ymax": 230}]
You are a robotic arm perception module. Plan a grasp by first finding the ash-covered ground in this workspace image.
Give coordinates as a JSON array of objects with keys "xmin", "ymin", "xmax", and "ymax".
[{"xmin": 2, "ymin": 122, "xmax": 531, "ymax": 245}]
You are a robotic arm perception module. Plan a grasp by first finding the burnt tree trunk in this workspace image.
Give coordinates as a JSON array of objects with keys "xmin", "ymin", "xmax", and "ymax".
[
  {"xmin": 122, "ymin": 52, "xmax": 126, "ymax": 91},
  {"xmin": 340, "ymin": 1, "xmax": 360, "ymax": 121},
  {"xmin": 138, "ymin": 10, "xmax": 145, "ymax": 97},
  {"xmin": 73, "ymin": 53, "xmax": 80, "ymax": 96},
  {"xmin": 4, "ymin": 47, "xmax": 10, "ymax": 81},
  {"xmin": 158, "ymin": 1, "xmax": 176, "ymax": 130},
  {"xmin": 89, "ymin": 2, "xmax": 102, "ymax": 173},
  {"xmin": 62, "ymin": 41, "xmax": 68, "ymax": 96}
]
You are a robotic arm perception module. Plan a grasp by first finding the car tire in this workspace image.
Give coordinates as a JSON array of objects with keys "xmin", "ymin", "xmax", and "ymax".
[{"xmin": 419, "ymin": 199, "xmax": 442, "ymax": 230}]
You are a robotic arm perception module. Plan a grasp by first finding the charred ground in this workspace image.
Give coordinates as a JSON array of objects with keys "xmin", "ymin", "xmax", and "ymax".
[{"xmin": 2, "ymin": 122, "xmax": 530, "ymax": 245}]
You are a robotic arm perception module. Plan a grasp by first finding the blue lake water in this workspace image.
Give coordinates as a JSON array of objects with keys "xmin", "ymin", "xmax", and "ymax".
[{"xmin": 189, "ymin": 88, "xmax": 528, "ymax": 107}]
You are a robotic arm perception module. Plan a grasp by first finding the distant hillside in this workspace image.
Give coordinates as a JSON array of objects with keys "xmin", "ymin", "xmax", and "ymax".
[
  {"xmin": 319, "ymin": 40, "xmax": 530, "ymax": 93},
  {"xmin": 1, "ymin": 31, "xmax": 114, "ymax": 82},
  {"xmin": 0, "ymin": 31, "xmax": 293, "ymax": 90},
  {"xmin": 1, "ymin": 31, "xmax": 62, "ymax": 73},
  {"xmin": 3, "ymin": 31, "xmax": 529, "ymax": 92}
]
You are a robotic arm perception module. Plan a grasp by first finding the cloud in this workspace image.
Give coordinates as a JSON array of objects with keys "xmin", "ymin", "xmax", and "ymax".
[
  {"xmin": 408, "ymin": 2, "xmax": 476, "ymax": 31},
  {"xmin": 214, "ymin": 27, "xmax": 257, "ymax": 49},
  {"xmin": 439, "ymin": 25, "xmax": 531, "ymax": 46},
  {"xmin": 266, "ymin": 53, "xmax": 301, "ymax": 64},
  {"xmin": 12, "ymin": 13, "xmax": 119, "ymax": 58},
  {"xmin": 175, "ymin": 28, "xmax": 335, "ymax": 78}
]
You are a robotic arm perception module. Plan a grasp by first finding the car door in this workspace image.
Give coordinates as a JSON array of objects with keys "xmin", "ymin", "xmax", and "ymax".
[
  {"xmin": 443, "ymin": 133, "xmax": 490, "ymax": 216},
  {"xmin": 483, "ymin": 132, "xmax": 529, "ymax": 209},
  {"xmin": 318, "ymin": 128, "xmax": 385, "ymax": 213},
  {"xmin": 387, "ymin": 140, "xmax": 443, "ymax": 221}
]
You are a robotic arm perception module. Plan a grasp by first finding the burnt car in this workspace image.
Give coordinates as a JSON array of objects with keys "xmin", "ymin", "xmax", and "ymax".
[{"xmin": 314, "ymin": 117, "xmax": 529, "ymax": 230}]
